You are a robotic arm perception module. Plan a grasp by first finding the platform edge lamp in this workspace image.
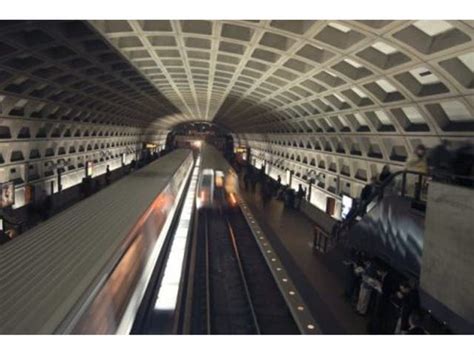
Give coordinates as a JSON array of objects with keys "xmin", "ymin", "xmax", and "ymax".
[{"xmin": 85, "ymin": 160, "xmax": 93, "ymax": 178}]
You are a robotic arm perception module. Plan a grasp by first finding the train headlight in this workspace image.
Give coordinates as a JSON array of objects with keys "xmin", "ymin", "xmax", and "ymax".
[{"xmin": 228, "ymin": 192, "xmax": 237, "ymax": 207}]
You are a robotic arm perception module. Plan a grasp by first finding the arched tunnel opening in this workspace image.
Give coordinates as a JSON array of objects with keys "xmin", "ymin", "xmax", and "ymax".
[{"xmin": 165, "ymin": 121, "xmax": 236, "ymax": 158}]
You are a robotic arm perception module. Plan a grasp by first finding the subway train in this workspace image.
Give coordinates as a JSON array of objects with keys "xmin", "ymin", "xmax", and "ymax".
[
  {"xmin": 0, "ymin": 149, "xmax": 194, "ymax": 334},
  {"xmin": 197, "ymin": 169, "xmax": 215, "ymax": 209},
  {"xmin": 196, "ymin": 168, "xmax": 239, "ymax": 209}
]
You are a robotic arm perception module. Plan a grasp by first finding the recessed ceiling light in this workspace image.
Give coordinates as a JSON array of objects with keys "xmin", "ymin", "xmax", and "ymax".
[
  {"xmin": 344, "ymin": 58, "xmax": 362, "ymax": 68},
  {"xmin": 372, "ymin": 41, "xmax": 397, "ymax": 55},
  {"xmin": 413, "ymin": 20, "xmax": 453, "ymax": 37},
  {"xmin": 376, "ymin": 79, "xmax": 398, "ymax": 93},
  {"xmin": 328, "ymin": 22, "xmax": 351, "ymax": 33},
  {"xmin": 458, "ymin": 52, "xmax": 474, "ymax": 72}
]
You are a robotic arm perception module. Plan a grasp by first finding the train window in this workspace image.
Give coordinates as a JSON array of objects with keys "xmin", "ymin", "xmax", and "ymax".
[
  {"xmin": 201, "ymin": 175, "xmax": 212, "ymax": 186},
  {"xmin": 215, "ymin": 170, "xmax": 224, "ymax": 187}
]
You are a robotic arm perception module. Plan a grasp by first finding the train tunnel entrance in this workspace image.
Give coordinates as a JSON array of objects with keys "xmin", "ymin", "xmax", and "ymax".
[{"xmin": 165, "ymin": 121, "xmax": 235, "ymax": 158}]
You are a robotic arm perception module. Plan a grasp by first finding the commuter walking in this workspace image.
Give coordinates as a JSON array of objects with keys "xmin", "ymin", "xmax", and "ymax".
[
  {"xmin": 361, "ymin": 177, "xmax": 377, "ymax": 201},
  {"xmin": 379, "ymin": 165, "xmax": 391, "ymax": 183},
  {"xmin": 427, "ymin": 140, "xmax": 453, "ymax": 178}
]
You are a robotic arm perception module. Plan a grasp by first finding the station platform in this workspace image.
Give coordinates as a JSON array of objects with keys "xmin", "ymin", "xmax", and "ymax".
[
  {"xmin": 199, "ymin": 144, "xmax": 367, "ymax": 334},
  {"xmin": 235, "ymin": 172, "xmax": 368, "ymax": 334}
]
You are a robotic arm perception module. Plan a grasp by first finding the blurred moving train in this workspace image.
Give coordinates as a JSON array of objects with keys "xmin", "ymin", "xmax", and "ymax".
[
  {"xmin": 197, "ymin": 169, "xmax": 215, "ymax": 209},
  {"xmin": 197, "ymin": 167, "xmax": 239, "ymax": 209},
  {"xmin": 0, "ymin": 149, "xmax": 194, "ymax": 334}
]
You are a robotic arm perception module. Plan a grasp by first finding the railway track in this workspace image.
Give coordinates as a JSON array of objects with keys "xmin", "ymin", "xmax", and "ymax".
[{"xmin": 190, "ymin": 191, "xmax": 299, "ymax": 334}]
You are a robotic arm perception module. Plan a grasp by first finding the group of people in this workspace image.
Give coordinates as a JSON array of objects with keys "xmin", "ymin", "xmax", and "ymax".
[
  {"xmin": 243, "ymin": 166, "xmax": 280, "ymax": 207},
  {"xmin": 242, "ymin": 165, "xmax": 308, "ymax": 209},
  {"xmin": 404, "ymin": 140, "xmax": 474, "ymax": 182},
  {"xmin": 277, "ymin": 182, "xmax": 307, "ymax": 210},
  {"xmin": 344, "ymin": 251, "xmax": 426, "ymax": 335},
  {"xmin": 349, "ymin": 141, "xmax": 474, "ymax": 222}
]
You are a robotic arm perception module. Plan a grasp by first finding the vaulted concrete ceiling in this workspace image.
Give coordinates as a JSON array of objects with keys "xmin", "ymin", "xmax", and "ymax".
[
  {"xmin": 91, "ymin": 20, "xmax": 474, "ymax": 137},
  {"xmin": 0, "ymin": 20, "xmax": 185, "ymax": 129},
  {"xmin": 0, "ymin": 20, "xmax": 473, "ymax": 207}
]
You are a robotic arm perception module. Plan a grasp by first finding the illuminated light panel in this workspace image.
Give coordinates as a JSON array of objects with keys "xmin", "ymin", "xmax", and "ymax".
[
  {"xmin": 402, "ymin": 106, "xmax": 425, "ymax": 124},
  {"xmin": 344, "ymin": 58, "xmax": 362, "ymax": 68},
  {"xmin": 372, "ymin": 41, "xmax": 397, "ymax": 55},
  {"xmin": 375, "ymin": 110, "xmax": 392, "ymax": 125},
  {"xmin": 326, "ymin": 70, "xmax": 339, "ymax": 78},
  {"xmin": 352, "ymin": 87, "xmax": 368, "ymax": 98},
  {"xmin": 413, "ymin": 20, "xmax": 453, "ymax": 37},
  {"xmin": 376, "ymin": 79, "xmax": 397, "ymax": 93},
  {"xmin": 354, "ymin": 113, "xmax": 367, "ymax": 125},
  {"xmin": 328, "ymin": 22, "xmax": 351, "ymax": 33},
  {"xmin": 440, "ymin": 100, "xmax": 473, "ymax": 122},
  {"xmin": 459, "ymin": 52, "xmax": 474, "ymax": 72}
]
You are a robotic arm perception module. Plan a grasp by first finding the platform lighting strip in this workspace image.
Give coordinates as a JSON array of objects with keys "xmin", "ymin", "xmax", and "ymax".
[
  {"xmin": 236, "ymin": 196, "xmax": 321, "ymax": 334},
  {"xmin": 154, "ymin": 156, "xmax": 201, "ymax": 311}
]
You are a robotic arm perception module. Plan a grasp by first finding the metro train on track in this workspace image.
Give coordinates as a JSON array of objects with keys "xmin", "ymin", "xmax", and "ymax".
[
  {"xmin": 0, "ymin": 149, "xmax": 194, "ymax": 334},
  {"xmin": 196, "ymin": 168, "xmax": 238, "ymax": 210}
]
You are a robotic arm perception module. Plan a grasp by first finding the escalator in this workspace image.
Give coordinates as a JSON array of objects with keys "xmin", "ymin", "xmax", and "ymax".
[
  {"xmin": 334, "ymin": 171, "xmax": 474, "ymax": 333},
  {"xmin": 335, "ymin": 170, "xmax": 428, "ymax": 278}
]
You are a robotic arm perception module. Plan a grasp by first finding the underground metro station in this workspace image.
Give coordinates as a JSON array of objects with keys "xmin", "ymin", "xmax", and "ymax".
[{"xmin": 0, "ymin": 19, "xmax": 473, "ymax": 336}]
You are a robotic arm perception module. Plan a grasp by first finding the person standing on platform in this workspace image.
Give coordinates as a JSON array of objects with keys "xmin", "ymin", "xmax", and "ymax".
[
  {"xmin": 360, "ymin": 177, "xmax": 378, "ymax": 214},
  {"xmin": 296, "ymin": 184, "xmax": 306, "ymax": 210},
  {"xmin": 261, "ymin": 178, "xmax": 272, "ymax": 207},
  {"xmin": 405, "ymin": 310, "xmax": 426, "ymax": 334},
  {"xmin": 243, "ymin": 168, "xmax": 250, "ymax": 191},
  {"xmin": 394, "ymin": 281, "xmax": 420, "ymax": 334},
  {"xmin": 250, "ymin": 171, "xmax": 258, "ymax": 193},
  {"xmin": 367, "ymin": 266, "xmax": 399, "ymax": 334},
  {"xmin": 355, "ymin": 259, "xmax": 377, "ymax": 315},
  {"xmin": 343, "ymin": 250, "xmax": 366, "ymax": 304},
  {"xmin": 105, "ymin": 165, "xmax": 111, "ymax": 186}
]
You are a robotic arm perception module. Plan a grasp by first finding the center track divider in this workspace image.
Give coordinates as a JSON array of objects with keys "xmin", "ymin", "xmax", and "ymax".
[{"xmin": 231, "ymin": 176, "xmax": 321, "ymax": 334}]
